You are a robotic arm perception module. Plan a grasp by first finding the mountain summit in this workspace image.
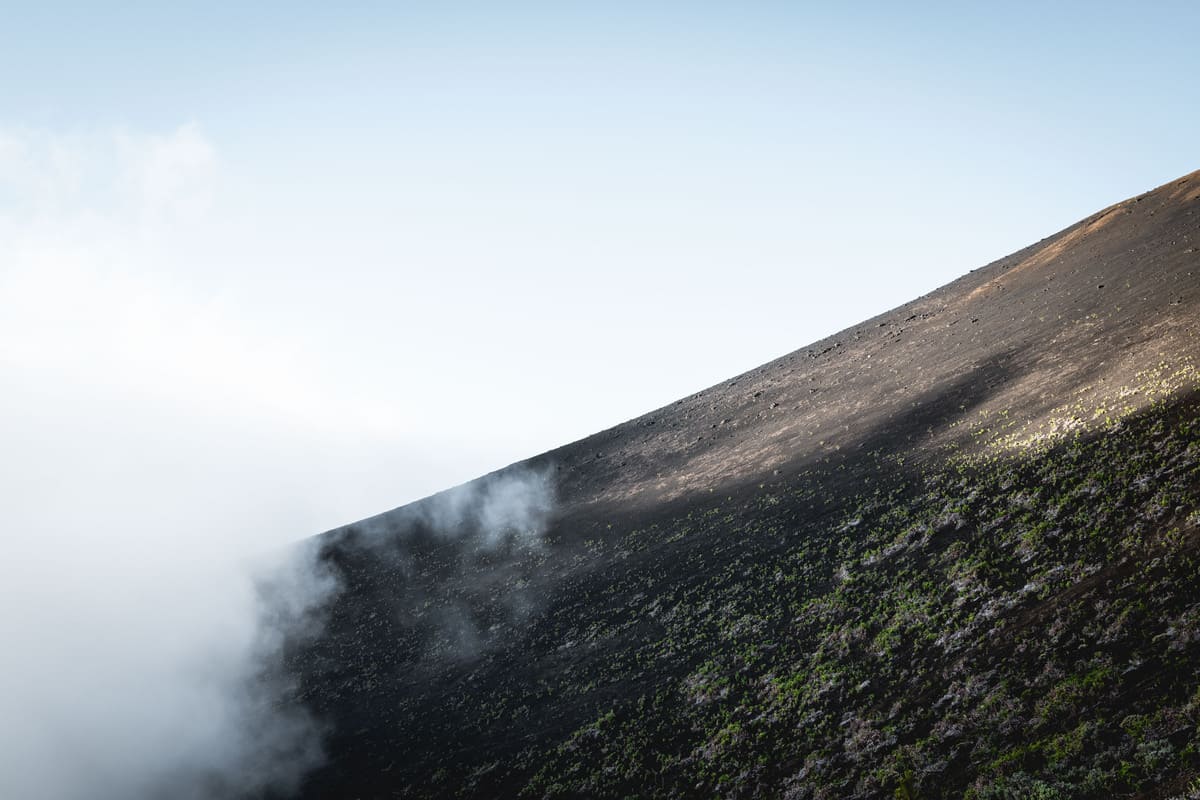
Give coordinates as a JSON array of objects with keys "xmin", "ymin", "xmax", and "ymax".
[{"xmin": 286, "ymin": 170, "xmax": 1200, "ymax": 799}]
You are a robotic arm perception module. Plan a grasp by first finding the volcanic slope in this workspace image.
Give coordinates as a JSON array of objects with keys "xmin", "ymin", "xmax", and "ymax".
[{"xmin": 288, "ymin": 170, "xmax": 1200, "ymax": 799}]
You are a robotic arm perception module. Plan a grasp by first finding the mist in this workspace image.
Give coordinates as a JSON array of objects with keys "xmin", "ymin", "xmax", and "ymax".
[
  {"xmin": 414, "ymin": 467, "xmax": 556, "ymax": 550},
  {"xmin": 322, "ymin": 467, "xmax": 558, "ymax": 666},
  {"xmin": 0, "ymin": 125, "xmax": 510, "ymax": 799},
  {"xmin": 0, "ymin": 378, "xmax": 337, "ymax": 799},
  {"xmin": 0, "ymin": 124, "xmax": 569, "ymax": 798}
]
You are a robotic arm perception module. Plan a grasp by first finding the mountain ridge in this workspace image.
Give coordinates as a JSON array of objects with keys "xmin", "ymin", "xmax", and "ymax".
[
  {"xmin": 342, "ymin": 168, "xmax": 1199, "ymax": 525},
  {"xmin": 286, "ymin": 168, "xmax": 1200, "ymax": 799}
]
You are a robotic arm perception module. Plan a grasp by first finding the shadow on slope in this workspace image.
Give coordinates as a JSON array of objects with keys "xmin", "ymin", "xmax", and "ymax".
[{"xmin": 289, "ymin": 347, "xmax": 1199, "ymax": 799}]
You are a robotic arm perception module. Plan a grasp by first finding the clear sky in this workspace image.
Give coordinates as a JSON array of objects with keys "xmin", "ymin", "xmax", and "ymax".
[
  {"xmin": 3, "ymin": 1, "xmax": 1199, "ymax": 522},
  {"xmin": 2, "ymin": 0, "xmax": 1200, "ymax": 575},
  {"xmin": 2, "ymin": 4, "xmax": 1199, "ymax": 797}
]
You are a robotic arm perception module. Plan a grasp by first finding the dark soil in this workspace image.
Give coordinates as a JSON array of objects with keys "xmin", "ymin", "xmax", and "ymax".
[{"xmin": 282, "ymin": 170, "xmax": 1200, "ymax": 799}]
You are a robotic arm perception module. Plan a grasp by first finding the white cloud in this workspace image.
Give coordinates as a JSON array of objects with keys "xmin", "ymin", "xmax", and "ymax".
[
  {"xmin": 0, "ymin": 125, "xmax": 355, "ymax": 800},
  {"xmin": 0, "ymin": 125, "xmax": 404, "ymax": 438},
  {"xmin": 117, "ymin": 123, "xmax": 217, "ymax": 222}
]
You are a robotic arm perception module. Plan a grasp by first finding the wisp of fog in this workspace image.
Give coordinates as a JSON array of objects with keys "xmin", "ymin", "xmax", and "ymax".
[
  {"xmin": 322, "ymin": 467, "xmax": 558, "ymax": 667},
  {"xmin": 0, "ymin": 126, "xmax": 557, "ymax": 799}
]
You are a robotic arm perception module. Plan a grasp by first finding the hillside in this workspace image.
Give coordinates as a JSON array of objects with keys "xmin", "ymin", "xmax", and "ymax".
[{"xmin": 285, "ymin": 170, "xmax": 1200, "ymax": 799}]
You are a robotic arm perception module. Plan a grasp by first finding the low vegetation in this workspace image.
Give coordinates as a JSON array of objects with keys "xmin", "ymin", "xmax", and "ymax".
[{"xmin": 300, "ymin": 359, "xmax": 1200, "ymax": 798}]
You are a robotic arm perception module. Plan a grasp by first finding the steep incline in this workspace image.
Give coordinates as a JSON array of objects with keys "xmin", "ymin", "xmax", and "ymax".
[
  {"xmin": 541, "ymin": 169, "xmax": 1200, "ymax": 512},
  {"xmin": 287, "ymin": 171, "xmax": 1200, "ymax": 799}
]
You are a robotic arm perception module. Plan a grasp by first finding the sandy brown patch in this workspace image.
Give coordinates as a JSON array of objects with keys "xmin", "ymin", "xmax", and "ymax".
[{"xmin": 964, "ymin": 206, "xmax": 1124, "ymax": 304}]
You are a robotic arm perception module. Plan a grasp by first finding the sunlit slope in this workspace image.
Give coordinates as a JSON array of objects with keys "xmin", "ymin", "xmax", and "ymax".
[
  {"xmin": 534, "ymin": 169, "xmax": 1200, "ymax": 513},
  {"xmin": 289, "ymin": 170, "xmax": 1200, "ymax": 800}
]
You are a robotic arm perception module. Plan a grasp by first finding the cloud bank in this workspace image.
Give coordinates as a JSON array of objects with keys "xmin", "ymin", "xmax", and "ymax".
[
  {"xmin": 0, "ymin": 126, "xmax": 347, "ymax": 800},
  {"xmin": 0, "ymin": 122, "xmax": 564, "ymax": 799}
]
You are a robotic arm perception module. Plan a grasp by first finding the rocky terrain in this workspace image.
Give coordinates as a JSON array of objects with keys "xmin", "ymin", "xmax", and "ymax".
[{"xmin": 284, "ymin": 170, "xmax": 1200, "ymax": 798}]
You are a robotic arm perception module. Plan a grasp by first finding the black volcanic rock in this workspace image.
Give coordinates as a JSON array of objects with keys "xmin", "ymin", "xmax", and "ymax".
[{"xmin": 285, "ymin": 170, "xmax": 1200, "ymax": 799}]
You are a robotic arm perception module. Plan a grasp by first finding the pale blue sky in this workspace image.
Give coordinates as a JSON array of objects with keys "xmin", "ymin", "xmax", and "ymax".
[{"xmin": 2, "ymin": 1, "xmax": 1198, "ymax": 520}]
